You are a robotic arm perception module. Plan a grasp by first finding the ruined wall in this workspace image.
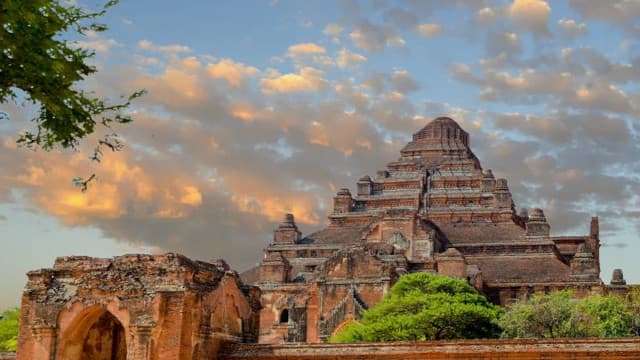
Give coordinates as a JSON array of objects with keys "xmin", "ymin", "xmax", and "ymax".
[{"xmin": 17, "ymin": 253, "xmax": 261, "ymax": 360}]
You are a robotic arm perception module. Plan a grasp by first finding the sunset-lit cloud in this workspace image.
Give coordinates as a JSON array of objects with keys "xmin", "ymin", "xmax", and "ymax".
[
  {"xmin": 206, "ymin": 58, "xmax": 260, "ymax": 87},
  {"xmin": 508, "ymin": 0, "xmax": 551, "ymax": 34},
  {"xmin": 3, "ymin": 0, "xmax": 640, "ymax": 310},
  {"xmin": 260, "ymin": 67, "xmax": 327, "ymax": 93}
]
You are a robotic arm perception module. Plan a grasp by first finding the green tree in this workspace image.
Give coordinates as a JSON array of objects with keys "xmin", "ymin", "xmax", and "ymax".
[
  {"xmin": 627, "ymin": 286, "xmax": 640, "ymax": 336},
  {"xmin": 330, "ymin": 273, "xmax": 503, "ymax": 343},
  {"xmin": 500, "ymin": 290, "xmax": 635, "ymax": 339},
  {"xmin": 0, "ymin": 0, "xmax": 144, "ymax": 155},
  {"xmin": 578, "ymin": 294, "xmax": 634, "ymax": 337},
  {"xmin": 0, "ymin": 308, "xmax": 20, "ymax": 352}
]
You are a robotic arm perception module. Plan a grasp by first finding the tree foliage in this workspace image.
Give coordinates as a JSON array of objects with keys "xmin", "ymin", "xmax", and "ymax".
[
  {"xmin": 330, "ymin": 273, "xmax": 503, "ymax": 343},
  {"xmin": 627, "ymin": 286, "xmax": 640, "ymax": 336},
  {"xmin": 0, "ymin": 308, "xmax": 20, "ymax": 352},
  {"xmin": 500, "ymin": 290, "xmax": 635, "ymax": 339},
  {"xmin": 0, "ymin": 0, "xmax": 144, "ymax": 154}
]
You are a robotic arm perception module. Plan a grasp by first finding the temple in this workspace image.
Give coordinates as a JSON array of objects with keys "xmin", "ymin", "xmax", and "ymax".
[
  {"xmin": 15, "ymin": 117, "xmax": 634, "ymax": 359},
  {"xmin": 245, "ymin": 116, "xmax": 614, "ymax": 343}
]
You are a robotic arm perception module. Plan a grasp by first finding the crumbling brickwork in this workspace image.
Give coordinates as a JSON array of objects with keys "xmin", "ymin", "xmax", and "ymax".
[{"xmin": 17, "ymin": 254, "xmax": 261, "ymax": 360}]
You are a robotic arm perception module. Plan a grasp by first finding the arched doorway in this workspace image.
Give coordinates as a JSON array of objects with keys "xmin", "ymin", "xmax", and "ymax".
[{"xmin": 80, "ymin": 311, "xmax": 127, "ymax": 360}]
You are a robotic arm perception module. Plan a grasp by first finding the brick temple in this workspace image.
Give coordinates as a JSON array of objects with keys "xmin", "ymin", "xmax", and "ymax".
[
  {"xmin": 244, "ymin": 116, "xmax": 622, "ymax": 343},
  {"xmin": 16, "ymin": 117, "xmax": 633, "ymax": 359}
]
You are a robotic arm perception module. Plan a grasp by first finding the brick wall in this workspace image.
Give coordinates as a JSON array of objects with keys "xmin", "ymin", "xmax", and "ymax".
[{"xmin": 220, "ymin": 338, "xmax": 640, "ymax": 359}]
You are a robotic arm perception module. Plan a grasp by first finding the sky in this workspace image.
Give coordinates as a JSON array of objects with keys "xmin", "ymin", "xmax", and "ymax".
[{"xmin": 1, "ymin": 0, "xmax": 640, "ymax": 310}]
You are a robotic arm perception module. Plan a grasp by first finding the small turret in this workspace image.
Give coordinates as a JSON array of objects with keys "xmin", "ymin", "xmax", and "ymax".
[
  {"xmin": 333, "ymin": 188, "xmax": 353, "ymax": 213},
  {"xmin": 357, "ymin": 175, "xmax": 373, "ymax": 196},
  {"xmin": 273, "ymin": 213, "xmax": 301, "ymax": 244},
  {"xmin": 493, "ymin": 178, "xmax": 513, "ymax": 209},
  {"xmin": 526, "ymin": 208, "xmax": 550, "ymax": 237},
  {"xmin": 570, "ymin": 243, "xmax": 597, "ymax": 280},
  {"xmin": 611, "ymin": 268, "xmax": 626, "ymax": 286}
]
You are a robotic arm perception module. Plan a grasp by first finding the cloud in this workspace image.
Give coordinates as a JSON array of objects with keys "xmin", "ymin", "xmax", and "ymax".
[
  {"xmin": 336, "ymin": 48, "xmax": 367, "ymax": 68},
  {"xmin": 349, "ymin": 21, "xmax": 405, "ymax": 52},
  {"xmin": 557, "ymin": 18, "xmax": 587, "ymax": 38},
  {"xmin": 287, "ymin": 42, "xmax": 326, "ymax": 55},
  {"xmin": 508, "ymin": 0, "xmax": 551, "ymax": 34},
  {"xmin": 138, "ymin": 39, "xmax": 192, "ymax": 55},
  {"xmin": 323, "ymin": 23, "xmax": 344, "ymax": 35},
  {"xmin": 569, "ymin": 0, "xmax": 640, "ymax": 22},
  {"xmin": 74, "ymin": 39, "xmax": 121, "ymax": 53},
  {"xmin": 476, "ymin": 7, "xmax": 500, "ymax": 26},
  {"xmin": 487, "ymin": 31, "xmax": 522, "ymax": 56},
  {"xmin": 206, "ymin": 59, "xmax": 259, "ymax": 87},
  {"xmin": 415, "ymin": 23, "xmax": 442, "ymax": 37},
  {"xmin": 391, "ymin": 69, "xmax": 419, "ymax": 94},
  {"xmin": 260, "ymin": 67, "xmax": 328, "ymax": 93}
]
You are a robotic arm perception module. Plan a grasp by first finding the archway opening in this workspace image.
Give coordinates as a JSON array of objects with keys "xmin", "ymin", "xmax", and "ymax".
[
  {"xmin": 279, "ymin": 309, "xmax": 289, "ymax": 323},
  {"xmin": 80, "ymin": 311, "xmax": 127, "ymax": 360}
]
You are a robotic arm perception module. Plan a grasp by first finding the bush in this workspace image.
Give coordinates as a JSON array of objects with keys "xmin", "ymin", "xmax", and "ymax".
[
  {"xmin": 330, "ymin": 273, "xmax": 503, "ymax": 343},
  {"xmin": 500, "ymin": 290, "xmax": 635, "ymax": 339},
  {"xmin": 0, "ymin": 308, "xmax": 20, "ymax": 352}
]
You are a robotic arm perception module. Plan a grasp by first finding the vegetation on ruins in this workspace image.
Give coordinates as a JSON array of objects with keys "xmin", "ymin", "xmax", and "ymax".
[
  {"xmin": 0, "ymin": 0, "xmax": 144, "ymax": 164},
  {"xmin": 499, "ymin": 290, "xmax": 637, "ymax": 338},
  {"xmin": 0, "ymin": 308, "xmax": 19, "ymax": 352},
  {"xmin": 330, "ymin": 273, "xmax": 503, "ymax": 342}
]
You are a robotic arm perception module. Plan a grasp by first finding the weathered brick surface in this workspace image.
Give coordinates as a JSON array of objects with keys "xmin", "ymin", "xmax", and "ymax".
[
  {"xmin": 220, "ymin": 338, "xmax": 640, "ymax": 359},
  {"xmin": 248, "ymin": 117, "xmax": 630, "ymax": 343},
  {"xmin": 17, "ymin": 253, "xmax": 261, "ymax": 360}
]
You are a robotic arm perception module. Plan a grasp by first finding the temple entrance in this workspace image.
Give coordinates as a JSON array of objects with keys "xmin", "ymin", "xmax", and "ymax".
[{"xmin": 80, "ymin": 311, "xmax": 127, "ymax": 360}]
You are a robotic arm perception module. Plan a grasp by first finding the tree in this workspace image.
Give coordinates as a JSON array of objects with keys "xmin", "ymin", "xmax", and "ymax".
[
  {"xmin": 499, "ymin": 290, "xmax": 635, "ymax": 339},
  {"xmin": 330, "ymin": 273, "xmax": 503, "ymax": 343},
  {"xmin": 578, "ymin": 294, "xmax": 634, "ymax": 338},
  {"xmin": 0, "ymin": 0, "xmax": 144, "ymax": 156},
  {"xmin": 627, "ymin": 286, "xmax": 640, "ymax": 336},
  {"xmin": 0, "ymin": 308, "xmax": 20, "ymax": 352}
]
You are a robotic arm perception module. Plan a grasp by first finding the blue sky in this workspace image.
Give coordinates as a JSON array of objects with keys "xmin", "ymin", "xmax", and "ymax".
[{"xmin": 2, "ymin": 0, "xmax": 640, "ymax": 310}]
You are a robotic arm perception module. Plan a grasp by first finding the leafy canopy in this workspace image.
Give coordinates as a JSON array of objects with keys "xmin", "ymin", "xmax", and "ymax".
[
  {"xmin": 0, "ymin": 308, "xmax": 20, "ymax": 352},
  {"xmin": 330, "ymin": 273, "xmax": 503, "ymax": 343},
  {"xmin": 499, "ymin": 290, "xmax": 635, "ymax": 339},
  {"xmin": 0, "ymin": 0, "xmax": 144, "ymax": 153}
]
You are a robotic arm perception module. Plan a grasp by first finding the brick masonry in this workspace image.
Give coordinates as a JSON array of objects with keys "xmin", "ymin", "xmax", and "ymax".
[
  {"xmin": 220, "ymin": 338, "xmax": 640, "ymax": 359},
  {"xmin": 247, "ymin": 117, "xmax": 630, "ymax": 343}
]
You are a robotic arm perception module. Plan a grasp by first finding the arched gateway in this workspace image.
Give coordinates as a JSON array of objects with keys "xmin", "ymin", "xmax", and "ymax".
[{"xmin": 58, "ymin": 306, "xmax": 127, "ymax": 360}]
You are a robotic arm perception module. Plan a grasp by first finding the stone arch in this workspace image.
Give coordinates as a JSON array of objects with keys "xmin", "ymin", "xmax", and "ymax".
[{"xmin": 56, "ymin": 301, "xmax": 130, "ymax": 360}]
